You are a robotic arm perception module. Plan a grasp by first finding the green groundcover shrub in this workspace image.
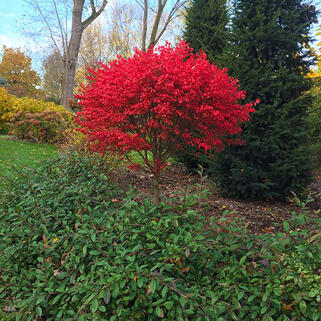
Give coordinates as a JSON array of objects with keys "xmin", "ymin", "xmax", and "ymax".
[{"xmin": 0, "ymin": 153, "xmax": 320, "ymax": 321}]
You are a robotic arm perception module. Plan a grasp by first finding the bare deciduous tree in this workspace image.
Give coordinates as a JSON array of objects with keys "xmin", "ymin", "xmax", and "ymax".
[
  {"xmin": 136, "ymin": 0, "xmax": 187, "ymax": 51},
  {"xmin": 104, "ymin": 0, "xmax": 186, "ymax": 55},
  {"xmin": 106, "ymin": 3, "xmax": 141, "ymax": 58},
  {"xmin": 24, "ymin": 0, "xmax": 108, "ymax": 109}
]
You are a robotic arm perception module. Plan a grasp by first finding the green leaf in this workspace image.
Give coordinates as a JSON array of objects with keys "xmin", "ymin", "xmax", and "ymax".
[
  {"xmin": 164, "ymin": 301, "xmax": 174, "ymax": 310},
  {"xmin": 150, "ymin": 279, "xmax": 157, "ymax": 293},
  {"xmin": 261, "ymin": 306, "xmax": 268, "ymax": 314},
  {"xmin": 85, "ymin": 293, "xmax": 96, "ymax": 305},
  {"xmin": 137, "ymin": 278, "xmax": 144, "ymax": 288},
  {"xmin": 262, "ymin": 291, "xmax": 270, "ymax": 302},
  {"xmin": 50, "ymin": 294, "xmax": 61, "ymax": 305},
  {"xmin": 161, "ymin": 286, "xmax": 168, "ymax": 298},
  {"xmin": 231, "ymin": 313, "xmax": 238, "ymax": 321},
  {"xmin": 156, "ymin": 306, "xmax": 164, "ymax": 318},
  {"xmin": 36, "ymin": 295, "xmax": 45, "ymax": 305},
  {"xmin": 248, "ymin": 295, "xmax": 256, "ymax": 303},
  {"xmin": 184, "ymin": 309, "xmax": 194, "ymax": 315},
  {"xmin": 283, "ymin": 221, "xmax": 290, "ymax": 232},
  {"xmin": 89, "ymin": 250, "xmax": 100, "ymax": 256},
  {"xmin": 103, "ymin": 289, "xmax": 111, "ymax": 305},
  {"xmin": 83, "ymin": 245, "xmax": 87, "ymax": 256},
  {"xmin": 179, "ymin": 296, "xmax": 186, "ymax": 307},
  {"xmin": 56, "ymin": 272, "xmax": 67, "ymax": 280},
  {"xmin": 237, "ymin": 291, "xmax": 244, "ymax": 300},
  {"xmin": 111, "ymin": 284, "xmax": 120, "ymax": 298},
  {"xmin": 99, "ymin": 305, "xmax": 106, "ymax": 312},
  {"xmin": 239, "ymin": 256, "xmax": 246, "ymax": 265},
  {"xmin": 91, "ymin": 298, "xmax": 99, "ymax": 313},
  {"xmin": 299, "ymin": 300, "xmax": 307, "ymax": 314},
  {"xmin": 36, "ymin": 306, "xmax": 42, "ymax": 316}
]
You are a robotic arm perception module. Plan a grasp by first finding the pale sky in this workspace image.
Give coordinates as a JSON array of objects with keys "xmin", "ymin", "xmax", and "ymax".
[{"xmin": 0, "ymin": 0, "xmax": 29, "ymax": 49}]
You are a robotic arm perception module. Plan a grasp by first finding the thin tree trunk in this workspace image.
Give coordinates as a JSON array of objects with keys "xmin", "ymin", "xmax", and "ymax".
[
  {"xmin": 153, "ymin": 175, "xmax": 160, "ymax": 205},
  {"xmin": 142, "ymin": 0, "xmax": 148, "ymax": 51},
  {"xmin": 149, "ymin": 0, "xmax": 166, "ymax": 49}
]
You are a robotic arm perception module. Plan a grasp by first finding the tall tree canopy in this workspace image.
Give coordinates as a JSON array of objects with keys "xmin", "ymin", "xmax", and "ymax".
[
  {"xmin": 0, "ymin": 46, "xmax": 41, "ymax": 98},
  {"xmin": 184, "ymin": 0, "xmax": 228, "ymax": 63},
  {"xmin": 213, "ymin": 0, "xmax": 317, "ymax": 200}
]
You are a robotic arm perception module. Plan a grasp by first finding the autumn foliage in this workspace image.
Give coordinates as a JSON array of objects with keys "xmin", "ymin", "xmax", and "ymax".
[
  {"xmin": 0, "ymin": 46, "xmax": 42, "ymax": 98},
  {"xmin": 76, "ymin": 41, "xmax": 257, "ymax": 201}
]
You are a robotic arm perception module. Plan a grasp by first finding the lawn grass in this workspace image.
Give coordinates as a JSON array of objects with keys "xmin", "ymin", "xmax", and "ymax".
[{"xmin": 0, "ymin": 135, "xmax": 57, "ymax": 191}]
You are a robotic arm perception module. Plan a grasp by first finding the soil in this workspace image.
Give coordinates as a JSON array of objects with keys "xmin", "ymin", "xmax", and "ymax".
[{"xmin": 109, "ymin": 163, "xmax": 321, "ymax": 234}]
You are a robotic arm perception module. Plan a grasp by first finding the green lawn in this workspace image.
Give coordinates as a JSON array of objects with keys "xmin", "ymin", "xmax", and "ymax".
[{"xmin": 0, "ymin": 135, "xmax": 57, "ymax": 191}]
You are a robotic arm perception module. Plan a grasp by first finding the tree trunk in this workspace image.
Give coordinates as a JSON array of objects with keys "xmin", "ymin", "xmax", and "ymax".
[
  {"xmin": 60, "ymin": 0, "xmax": 84, "ymax": 110},
  {"xmin": 153, "ymin": 175, "xmax": 160, "ymax": 205}
]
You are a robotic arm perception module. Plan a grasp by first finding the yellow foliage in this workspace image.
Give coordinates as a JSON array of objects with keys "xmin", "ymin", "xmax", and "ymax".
[
  {"xmin": 307, "ymin": 25, "xmax": 321, "ymax": 81},
  {"xmin": 0, "ymin": 87, "xmax": 73, "ymax": 130},
  {"xmin": 0, "ymin": 46, "xmax": 42, "ymax": 98}
]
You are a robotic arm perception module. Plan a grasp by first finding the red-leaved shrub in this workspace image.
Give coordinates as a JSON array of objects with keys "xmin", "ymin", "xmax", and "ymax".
[
  {"xmin": 9, "ymin": 110, "xmax": 71, "ymax": 144},
  {"xmin": 76, "ymin": 41, "xmax": 258, "ymax": 202}
]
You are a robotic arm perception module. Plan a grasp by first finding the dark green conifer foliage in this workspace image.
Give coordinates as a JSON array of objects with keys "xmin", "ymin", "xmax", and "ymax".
[
  {"xmin": 175, "ymin": 0, "xmax": 229, "ymax": 171},
  {"xmin": 212, "ymin": 0, "xmax": 317, "ymax": 200},
  {"xmin": 184, "ymin": 0, "xmax": 228, "ymax": 63}
]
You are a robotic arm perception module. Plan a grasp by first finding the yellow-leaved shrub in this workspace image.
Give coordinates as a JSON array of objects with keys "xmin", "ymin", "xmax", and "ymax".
[
  {"xmin": 0, "ymin": 87, "xmax": 15, "ymax": 132},
  {"xmin": 0, "ymin": 87, "xmax": 73, "ymax": 132}
]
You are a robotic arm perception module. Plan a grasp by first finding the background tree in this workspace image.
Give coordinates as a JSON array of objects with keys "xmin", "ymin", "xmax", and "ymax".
[
  {"xmin": 212, "ymin": 0, "xmax": 317, "ymax": 200},
  {"xmin": 78, "ymin": 20, "xmax": 109, "ymax": 70},
  {"xmin": 25, "ymin": 0, "xmax": 108, "ymax": 109},
  {"xmin": 184, "ymin": 0, "xmax": 228, "ymax": 63},
  {"xmin": 101, "ymin": 0, "xmax": 187, "ymax": 54},
  {"xmin": 75, "ymin": 20, "xmax": 109, "ymax": 90},
  {"xmin": 42, "ymin": 49, "xmax": 64, "ymax": 104},
  {"xmin": 0, "ymin": 46, "xmax": 42, "ymax": 98},
  {"xmin": 106, "ymin": 2, "xmax": 141, "ymax": 58},
  {"xmin": 137, "ymin": 0, "xmax": 187, "ymax": 51}
]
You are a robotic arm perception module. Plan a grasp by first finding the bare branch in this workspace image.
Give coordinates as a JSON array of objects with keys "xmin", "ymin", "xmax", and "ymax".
[
  {"xmin": 27, "ymin": 0, "xmax": 62, "ymax": 55},
  {"xmin": 148, "ymin": 0, "xmax": 167, "ymax": 48},
  {"xmin": 52, "ymin": 0, "xmax": 67, "ymax": 57},
  {"xmin": 142, "ymin": 0, "xmax": 148, "ymax": 51},
  {"xmin": 81, "ymin": 0, "xmax": 108, "ymax": 30},
  {"xmin": 154, "ymin": 0, "xmax": 187, "ymax": 45},
  {"xmin": 89, "ymin": 0, "xmax": 96, "ymax": 14},
  {"xmin": 62, "ymin": 0, "xmax": 70, "ymax": 53},
  {"xmin": 134, "ymin": 0, "xmax": 144, "ymax": 10}
]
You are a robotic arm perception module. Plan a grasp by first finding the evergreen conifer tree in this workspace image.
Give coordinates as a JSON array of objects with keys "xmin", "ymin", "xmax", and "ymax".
[
  {"xmin": 212, "ymin": 0, "xmax": 317, "ymax": 199},
  {"xmin": 184, "ymin": 0, "xmax": 228, "ymax": 62}
]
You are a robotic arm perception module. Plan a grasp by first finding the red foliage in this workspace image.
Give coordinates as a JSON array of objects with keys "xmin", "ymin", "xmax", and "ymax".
[{"xmin": 76, "ymin": 41, "xmax": 258, "ymax": 176}]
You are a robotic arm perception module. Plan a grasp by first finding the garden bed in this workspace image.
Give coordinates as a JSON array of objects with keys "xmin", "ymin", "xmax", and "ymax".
[{"xmin": 109, "ymin": 163, "xmax": 321, "ymax": 234}]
